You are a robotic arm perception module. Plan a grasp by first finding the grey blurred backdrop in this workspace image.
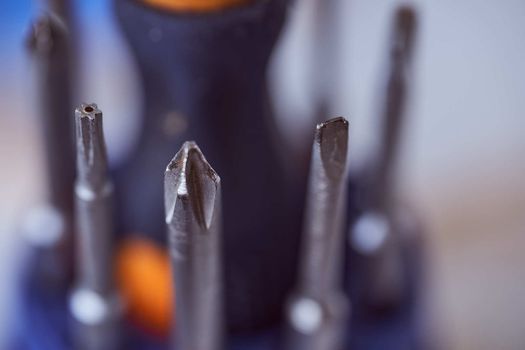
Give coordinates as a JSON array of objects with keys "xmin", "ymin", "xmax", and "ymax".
[{"xmin": 1, "ymin": 0, "xmax": 524, "ymax": 349}]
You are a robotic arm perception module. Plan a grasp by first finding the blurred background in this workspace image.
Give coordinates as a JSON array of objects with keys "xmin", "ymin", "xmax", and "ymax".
[{"xmin": 1, "ymin": 0, "xmax": 524, "ymax": 349}]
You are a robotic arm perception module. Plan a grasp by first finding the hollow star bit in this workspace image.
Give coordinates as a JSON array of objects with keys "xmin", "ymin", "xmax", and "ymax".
[{"xmin": 70, "ymin": 103, "xmax": 121, "ymax": 350}]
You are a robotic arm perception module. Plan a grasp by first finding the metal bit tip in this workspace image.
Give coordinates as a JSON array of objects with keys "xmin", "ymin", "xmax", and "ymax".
[
  {"xmin": 393, "ymin": 6, "xmax": 417, "ymax": 59},
  {"xmin": 396, "ymin": 6, "xmax": 416, "ymax": 32},
  {"xmin": 75, "ymin": 103, "xmax": 108, "ymax": 189},
  {"xmin": 314, "ymin": 117, "xmax": 349, "ymax": 180},
  {"xmin": 26, "ymin": 14, "xmax": 67, "ymax": 55},
  {"xmin": 76, "ymin": 103, "xmax": 102, "ymax": 119},
  {"xmin": 164, "ymin": 141, "xmax": 220, "ymax": 228}
]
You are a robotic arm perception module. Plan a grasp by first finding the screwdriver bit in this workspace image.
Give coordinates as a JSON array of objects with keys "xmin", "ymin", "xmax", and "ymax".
[
  {"xmin": 350, "ymin": 6, "xmax": 417, "ymax": 311},
  {"xmin": 286, "ymin": 117, "xmax": 350, "ymax": 350},
  {"xmin": 372, "ymin": 5, "xmax": 417, "ymax": 208},
  {"xmin": 115, "ymin": 0, "xmax": 302, "ymax": 331},
  {"xmin": 45, "ymin": 0, "xmax": 73, "ymax": 22},
  {"xmin": 70, "ymin": 103, "xmax": 122, "ymax": 350},
  {"xmin": 26, "ymin": 14, "xmax": 75, "ymax": 284},
  {"xmin": 27, "ymin": 14, "xmax": 75, "ymax": 217},
  {"xmin": 165, "ymin": 141, "xmax": 224, "ymax": 350}
]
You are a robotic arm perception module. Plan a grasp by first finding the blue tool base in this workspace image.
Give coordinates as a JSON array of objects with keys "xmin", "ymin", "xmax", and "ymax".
[{"xmin": 11, "ymin": 251, "xmax": 423, "ymax": 350}]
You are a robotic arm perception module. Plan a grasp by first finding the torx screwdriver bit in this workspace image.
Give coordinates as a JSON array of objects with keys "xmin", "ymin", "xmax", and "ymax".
[
  {"xmin": 74, "ymin": 104, "xmax": 112, "ymax": 295},
  {"xmin": 286, "ymin": 117, "xmax": 350, "ymax": 350},
  {"xmin": 70, "ymin": 103, "xmax": 121, "ymax": 350},
  {"xmin": 165, "ymin": 141, "xmax": 224, "ymax": 350}
]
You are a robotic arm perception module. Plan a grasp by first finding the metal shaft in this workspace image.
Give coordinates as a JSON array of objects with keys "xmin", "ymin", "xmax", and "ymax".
[
  {"xmin": 165, "ymin": 141, "xmax": 223, "ymax": 350},
  {"xmin": 287, "ymin": 117, "xmax": 350, "ymax": 350},
  {"xmin": 372, "ymin": 5, "xmax": 417, "ymax": 209},
  {"xmin": 74, "ymin": 104, "xmax": 113, "ymax": 293},
  {"xmin": 26, "ymin": 15, "xmax": 75, "ymax": 285},
  {"xmin": 27, "ymin": 14, "xmax": 75, "ymax": 218},
  {"xmin": 350, "ymin": 6, "xmax": 418, "ymax": 311},
  {"xmin": 44, "ymin": 0, "xmax": 72, "ymax": 22},
  {"xmin": 70, "ymin": 103, "xmax": 121, "ymax": 350}
]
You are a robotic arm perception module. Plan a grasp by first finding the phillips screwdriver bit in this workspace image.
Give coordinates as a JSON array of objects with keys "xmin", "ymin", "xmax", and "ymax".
[
  {"xmin": 114, "ymin": 0, "xmax": 301, "ymax": 330},
  {"xmin": 70, "ymin": 103, "xmax": 122, "ymax": 350},
  {"xmin": 165, "ymin": 141, "xmax": 224, "ymax": 350},
  {"xmin": 350, "ymin": 6, "xmax": 417, "ymax": 311},
  {"xmin": 286, "ymin": 117, "xmax": 350, "ymax": 350}
]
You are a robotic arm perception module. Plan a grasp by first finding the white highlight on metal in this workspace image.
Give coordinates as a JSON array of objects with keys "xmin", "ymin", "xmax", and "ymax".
[
  {"xmin": 290, "ymin": 298, "xmax": 323, "ymax": 334},
  {"xmin": 22, "ymin": 205, "xmax": 64, "ymax": 247},
  {"xmin": 351, "ymin": 212, "xmax": 389, "ymax": 254},
  {"xmin": 70, "ymin": 289, "xmax": 108, "ymax": 325},
  {"xmin": 75, "ymin": 181, "xmax": 113, "ymax": 201}
]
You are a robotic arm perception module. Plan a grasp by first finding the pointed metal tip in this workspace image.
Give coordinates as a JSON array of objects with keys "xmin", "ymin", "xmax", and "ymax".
[
  {"xmin": 165, "ymin": 142, "xmax": 220, "ymax": 229},
  {"xmin": 75, "ymin": 103, "xmax": 107, "ymax": 187},
  {"xmin": 396, "ymin": 5, "xmax": 416, "ymax": 27},
  {"xmin": 26, "ymin": 14, "xmax": 68, "ymax": 55},
  {"xmin": 393, "ymin": 5, "xmax": 417, "ymax": 59},
  {"xmin": 316, "ymin": 116, "xmax": 348, "ymax": 131},
  {"xmin": 314, "ymin": 117, "xmax": 349, "ymax": 180},
  {"xmin": 76, "ymin": 103, "xmax": 102, "ymax": 119},
  {"xmin": 75, "ymin": 103, "xmax": 103, "ymax": 144}
]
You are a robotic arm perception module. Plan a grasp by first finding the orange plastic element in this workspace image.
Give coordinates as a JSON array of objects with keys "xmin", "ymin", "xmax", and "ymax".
[
  {"xmin": 142, "ymin": 0, "xmax": 249, "ymax": 13},
  {"xmin": 116, "ymin": 237, "xmax": 173, "ymax": 336}
]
